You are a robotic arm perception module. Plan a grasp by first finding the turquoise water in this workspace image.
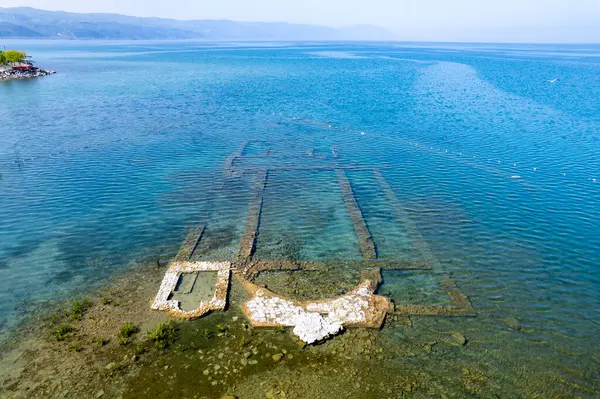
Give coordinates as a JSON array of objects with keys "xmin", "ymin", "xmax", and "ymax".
[{"xmin": 1, "ymin": 41, "xmax": 599, "ymax": 393}]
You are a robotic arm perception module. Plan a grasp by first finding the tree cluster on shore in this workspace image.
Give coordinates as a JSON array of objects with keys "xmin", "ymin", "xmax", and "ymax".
[
  {"xmin": 0, "ymin": 50, "xmax": 55, "ymax": 80},
  {"xmin": 0, "ymin": 50, "xmax": 27, "ymax": 64}
]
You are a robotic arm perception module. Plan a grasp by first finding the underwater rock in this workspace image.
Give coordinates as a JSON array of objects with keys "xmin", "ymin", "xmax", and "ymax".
[
  {"xmin": 105, "ymin": 362, "xmax": 118, "ymax": 371},
  {"xmin": 450, "ymin": 332, "xmax": 467, "ymax": 346},
  {"xmin": 292, "ymin": 312, "xmax": 343, "ymax": 344},
  {"xmin": 272, "ymin": 353, "xmax": 284, "ymax": 362},
  {"xmin": 356, "ymin": 328, "xmax": 372, "ymax": 339},
  {"xmin": 504, "ymin": 317, "xmax": 521, "ymax": 331}
]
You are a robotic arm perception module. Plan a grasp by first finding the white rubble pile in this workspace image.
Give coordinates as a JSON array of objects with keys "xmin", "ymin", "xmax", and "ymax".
[
  {"xmin": 245, "ymin": 285, "xmax": 377, "ymax": 344},
  {"xmin": 292, "ymin": 312, "xmax": 343, "ymax": 344},
  {"xmin": 245, "ymin": 292, "xmax": 304, "ymax": 325},
  {"xmin": 306, "ymin": 285, "xmax": 371, "ymax": 324}
]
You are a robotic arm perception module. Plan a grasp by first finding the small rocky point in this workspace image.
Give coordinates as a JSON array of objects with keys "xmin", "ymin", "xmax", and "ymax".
[{"xmin": 1, "ymin": 67, "xmax": 56, "ymax": 80}]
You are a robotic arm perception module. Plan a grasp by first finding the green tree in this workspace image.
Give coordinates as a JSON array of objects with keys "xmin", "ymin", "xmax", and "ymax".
[
  {"xmin": 3, "ymin": 50, "xmax": 27, "ymax": 63},
  {"xmin": 0, "ymin": 51, "xmax": 6, "ymax": 64}
]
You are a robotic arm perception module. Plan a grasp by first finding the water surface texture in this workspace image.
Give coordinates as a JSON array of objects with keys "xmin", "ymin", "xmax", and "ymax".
[{"xmin": 1, "ymin": 41, "xmax": 599, "ymax": 396}]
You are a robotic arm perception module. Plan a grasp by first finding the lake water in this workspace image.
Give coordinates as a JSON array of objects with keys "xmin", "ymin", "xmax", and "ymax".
[{"xmin": 0, "ymin": 41, "xmax": 599, "ymax": 396}]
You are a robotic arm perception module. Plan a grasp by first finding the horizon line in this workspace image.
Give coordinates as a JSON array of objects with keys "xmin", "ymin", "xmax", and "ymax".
[{"xmin": 1, "ymin": 6, "xmax": 599, "ymax": 45}]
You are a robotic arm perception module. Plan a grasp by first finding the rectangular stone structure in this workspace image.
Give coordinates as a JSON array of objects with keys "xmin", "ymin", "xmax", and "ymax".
[{"xmin": 151, "ymin": 261, "xmax": 231, "ymax": 320}]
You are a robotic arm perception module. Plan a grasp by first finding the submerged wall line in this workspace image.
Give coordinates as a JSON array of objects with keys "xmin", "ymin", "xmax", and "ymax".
[
  {"xmin": 174, "ymin": 225, "xmax": 206, "ymax": 262},
  {"xmin": 336, "ymin": 169, "xmax": 377, "ymax": 260},
  {"xmin": 242, "ymin": 164, "xmax": 390, "ymax": 172},
  {"xmin": 223, "ymin": 140, "xmax": 250, "ymax": 178},
  {"xmin": 373, "ymin": 170, "xmax": 443, "ymax": 269},
  {"xmin": 373, "ymin": 170, "xmax": 474, "ymax": 313},
  {"xmin": 237, "ymin": 169, "xmax": 268, "ymax": 262},
  {"xmin": 243, "ymin": 259, "xmax": 430, "ymax": 280},
  {"xmin": 392, "ymin": 303, "xmax": 475, "ymax": 316}
]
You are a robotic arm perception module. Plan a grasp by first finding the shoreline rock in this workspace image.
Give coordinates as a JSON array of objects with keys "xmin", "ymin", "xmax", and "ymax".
[{"xmin": 0, "ymin": 67, "xmax": 56, "ymax": 81}]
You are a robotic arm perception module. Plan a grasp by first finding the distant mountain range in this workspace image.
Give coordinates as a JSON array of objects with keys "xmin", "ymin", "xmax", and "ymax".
[{"xmin": 0, "ymin": 7, "xmax": 396, "ymax": 41}]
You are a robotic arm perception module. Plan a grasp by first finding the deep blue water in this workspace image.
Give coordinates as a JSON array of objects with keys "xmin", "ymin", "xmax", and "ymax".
[{"xmin": 1, "ymin": 41, "xmax": 599, "ymax": 394}]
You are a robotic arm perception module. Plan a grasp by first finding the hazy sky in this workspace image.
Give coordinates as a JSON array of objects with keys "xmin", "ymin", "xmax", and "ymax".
[{"xmin": 1, "ymin": 0, "xmax": 599, "ymax": 42}]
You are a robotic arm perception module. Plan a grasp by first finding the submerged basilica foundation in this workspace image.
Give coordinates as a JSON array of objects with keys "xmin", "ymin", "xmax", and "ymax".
[{"xmin": 152, "ymin": 137, "xmax": 474, "ymax": 344}]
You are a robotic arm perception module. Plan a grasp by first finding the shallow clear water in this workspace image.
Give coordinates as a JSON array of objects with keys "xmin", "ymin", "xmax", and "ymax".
[
  {"xmin": 1, "ymin": 40, "xmax": 599, "ymax": 394},
  {"xmin": 257, "ymin": 169, "xmax": 362, "ymax": 261}
]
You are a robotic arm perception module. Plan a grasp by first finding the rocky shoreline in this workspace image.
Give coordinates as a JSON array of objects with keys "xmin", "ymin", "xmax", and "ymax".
[{"xmin": 0, "ymin": 67, "xmax": 56, "ymax": 81}]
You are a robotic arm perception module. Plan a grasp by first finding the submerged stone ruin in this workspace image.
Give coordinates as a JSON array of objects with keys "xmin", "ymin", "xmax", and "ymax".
[
  {"xmin": 240, "ymin": 278, "xmax": 391, "ymax": 343},
  {"xmin": 151, "ymin": 261, "xmax": 230, "ymax": 319},
  {"xmin": 152, "ymin": 137, "xmax": 474, "ymax": 344},
  {"xmin": 151, "ymin": 225, "xmax": 231, "ymax": 319}
]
